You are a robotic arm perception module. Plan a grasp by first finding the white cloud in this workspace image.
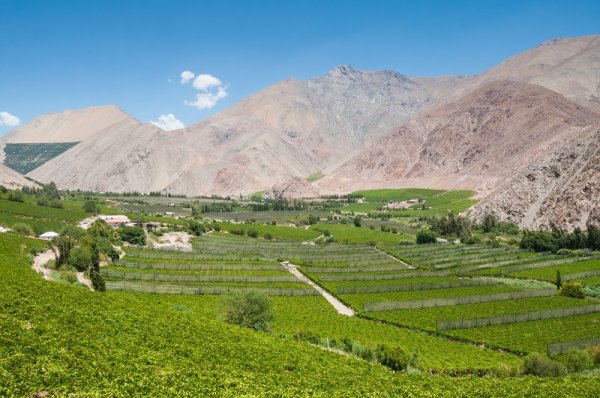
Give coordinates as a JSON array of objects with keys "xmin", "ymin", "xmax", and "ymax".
[
  {"xmin": 180, "ymin": 70, "xmax": 195, "ymax": 84},
  {"xmin": 180, "ymin": 70, "xmax": 228, "ymax": 110},
  {"xmin": 185, "ymin": 86, "xmax": 228, "ymax": 110},
  {"xmin": 192, "ymin": 74, "xmax": 222, "ymax": 91},
  {"xmin": 0, "ymin": 111, "xmax": 20, "ymax": 127},
  {"xmin": 150, "ymin": 113, "xmax": 185, "ymax": 131}
]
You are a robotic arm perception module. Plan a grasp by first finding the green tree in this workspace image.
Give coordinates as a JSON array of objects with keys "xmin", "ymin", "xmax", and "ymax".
[
  {"xmin": 83, "ymin": 200, "xmax": 101, "ymax": 214},
  {"xmin": 53, "ymin": 235, "xmax": 75, "ymax": 267},
  {"xmin": 69, "ymin": 246, "xmax": 93, "ymax": 272},
  {"xmin": 416, "ymin": 229, "xmax": 437, "ymax": 244},
  {"xmin": 118, "ymin": 226, "xmax": 146, "ymax": 245},
  {"xmin": 588, "ymin": 224, "xmax": 600, "ymax": 251},
  {"xmin": 556, "ymin": 270, "xmax": 562, "ymax": 290},
  {"xmin": 481, "ymin": 213, "xmax": 498, "ymax": 233},
  {"xmin": 376, "ymin": 345, "xmax": 408, "ymax": 372},
  {"xmin": 353, "ymin": 216, "xmax": 362, "ymax": 227},
  {"xmin": 221, "ymin": 290, "xmax": 274, "ymax": 332}
]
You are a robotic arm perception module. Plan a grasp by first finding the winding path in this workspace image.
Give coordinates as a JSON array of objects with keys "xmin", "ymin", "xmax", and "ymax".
[
  {"xmin": 32, "ymin": 250, "xmax": 55, "ymax": 281},
  {"xmin": 283, "ymin": 262, "xmax": 354, "ymax": 316}
]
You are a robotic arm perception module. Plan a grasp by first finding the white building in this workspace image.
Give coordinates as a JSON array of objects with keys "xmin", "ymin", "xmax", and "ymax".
[{"xmin": 39, "ymin": 231, "xmax": 59, "ymax": 240}]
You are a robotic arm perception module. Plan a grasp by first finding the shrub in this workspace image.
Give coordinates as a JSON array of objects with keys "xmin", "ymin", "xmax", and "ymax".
[
  {"xmin": 340, "ymin": 336, "xmax": 353, "ymax": 353},
  {"xmin": 58, "ymin": 269, "xmax": 77, "ymax": 284},
  {"xmin": 560, "ymin": 348, "xmax": 594, "ymax": 372},
  {"xmin": 118, "ymin": 226, "xmax": 146, "ymax": 245},
  {"xmin": 7, "ymin": 189, "xmax": 24, "ymax": 202},
  {"xmin": 585, "ymin": 345, "xmax": 600, "ymax": 365},
  {"xmin": 559, "ymin": 282, "xmax": 585, "ymax": 299},
  {"xmin": 523, "ymin": 353, "xmax": 566, "ymax": 377},
  {"xmin": 376, "ymin": 345, "xmax": 408, "ymax": 372},
  {"xmin": 353, "ymin": 216, "xmax": 362, "ymax": 227},
  {"xmin": 221, "ymin": 290, "xmax": 274, "ymax": 332},
  {"xmin": 461, "ymin": 235, "xmax": 481, "ymax": 245},
  {"xmin": 492, "ymin": 363, "xmax": 523, "ymax": 377},
  {"xmin": 69, "ymin": 246, "xmax": 93, "ymax": 272},
  {"xmin": 294, "ymin": 327, "xmax": 320, "ymax": 344},
  {"xmin": 12, "ymin": 222, "xmax": 33, "ymax": 236},
  {"xmin": 264, "ymin": 233, "xmax": 273, "ymax": 241},
  {"xmin": 247, "ymin": 229, "xmax": 259, "ymax": 238},
  {"xmin": 83, "ymin": 200, "xmax": 100, "ymax": 214},
  {"xmin": 416, "ymin": 230, "xmax": 437, "ymax": 244}
]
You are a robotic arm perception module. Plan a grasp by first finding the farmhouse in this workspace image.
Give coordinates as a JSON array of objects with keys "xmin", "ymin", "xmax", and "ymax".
[{"xmin": 99, "ymin": 215, "xmax": 130, "ymax": 228}]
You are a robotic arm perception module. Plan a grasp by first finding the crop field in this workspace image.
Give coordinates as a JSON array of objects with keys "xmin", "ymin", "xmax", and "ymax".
[
  {"xmin": 220, "ymin": 222, "xmax": 322, "ymax": 241},
  {"xmin": 310, "ymin": 223, "xmax": 413, "ymax": 244},
  {"xmin": 0, "ymin": 197, "xmax": 87, "ymax": 232},
  {"xmin": 297, "ymin": 242, "xmax": 600, "ymax": 355},
  {"xmin": 506, "ymin": 258, "xmax": 600, "ymax": 281},
  {"xmin": 343, "ymin": 188, "xmax": 477, "ymax": 215},
  {"xmin": 6, "ymin": 233, "xmax": 600, "ymax": 396},
  {"xmin": 204, "ymin": 210, "xmax": 331, "ymax": 223},
  {"xmin": 106, "ymin": 246, "xmax": 315, "ymax": 296}
]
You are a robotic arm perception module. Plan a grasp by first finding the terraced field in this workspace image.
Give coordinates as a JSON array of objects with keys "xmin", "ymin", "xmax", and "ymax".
[
  {"xmin": 5, "ymin": 233, "xmax": 600, "ymax": 396},
  {"xmin": 305, "ymin": 242, "xmax": 600, "ymax": 355}
]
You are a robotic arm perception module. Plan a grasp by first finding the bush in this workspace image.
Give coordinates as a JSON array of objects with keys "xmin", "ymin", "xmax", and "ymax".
[
  {"xmin": 247, "ymin": 229, "xmax": 259, "ymax": 238},
  {"xmin": 376, "ymin": 345, "xmax": 407, "ymax": 372},
  {"xmin": 12, "ymin": 222, "xmax": 33, "ymax": 236},
  {"xmin": 294, "ymin": 327, "xmax": 320, "ymax": 345},
  {"xmin": 560, "ymin": 348, "xmax": 594, "ymax": 372},
  {"xmin": 83, "ymin": 200, "xmax": 101, "ymax": 214},
  {"xmin": 461, "ymin": 235, "xmax": 481, "ymax": 245},
  {"xmin": 118, "ymin": 226, "xmax": 146, "ymax": 245},
  {"xmin": 523, "ymin": 353, "xmax": 566, "ymax": 377},
  {"xmin": 221, "ymin": 290, "xmax": 274, "ymax": 332},
  {"xmin": 7, "ymin": 189, "xmax": 24, "ymax": 202},
  {"xmin": 585, "ymin": 345, "xmax": 600, "ymax": 365},
  {"xmin": 264, "ymin": 233, "xmax": 273, "ymax": 241},
  {"xmin": 559, "ymin": 282, "xmax": 585, "ymax": 299},
  {"xmin": 69, "ymin": 246, "xmax": 93, "ymax": 272},
  {"xmin": 58, "ymin": 269, "xmax": 78, "ymax": 284},
  {"xmin": 416, "ymin": 230, "xmax": 437, "ymax": 244},
  {"xmin": 353, "ymin": 216, "xmax": 362, "ymax": 227}
]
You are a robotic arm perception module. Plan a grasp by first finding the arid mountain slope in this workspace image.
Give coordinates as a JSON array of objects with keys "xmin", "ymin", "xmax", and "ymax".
[
  {"xmin": 27, "ymin": 118, "xmax": 202, "ymax": 194},
  {"xmin": 318, "ymin": 80, "xmax": 599, "ymax": 195},
  {"xmin": 469, "ymin": 125, "xmax": 600, "ymax": 230},
  {"xmin": 0, "ymin": 164, "xmax": 37, "ymax": 189},
  {"xmin": 418, "ymin": 35, "xmax": 600, "ymax": 111}
]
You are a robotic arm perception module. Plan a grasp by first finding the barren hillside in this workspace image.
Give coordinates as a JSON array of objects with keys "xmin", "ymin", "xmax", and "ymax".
[
  {"xmin": 318, "ymin": 80, "xmax": 600, "ymax": 229},
  {"xmin": 0, "ymin": 163, "xmax": 37, "ymax": 189}
]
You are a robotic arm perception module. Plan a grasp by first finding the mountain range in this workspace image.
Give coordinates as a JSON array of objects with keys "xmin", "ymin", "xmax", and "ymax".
[{"xmin": 1, "ymin": 35, "xmax": 599, "ymax": 229}]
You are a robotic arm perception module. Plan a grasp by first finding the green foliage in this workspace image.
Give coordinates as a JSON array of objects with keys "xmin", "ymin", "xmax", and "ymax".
[
  {"xmin": 430, "ymin": 212, "xmax": 471, "ymax": 239},
  {"xmin": 376, "ymin": 345, "xmax": 408, "ymax": 371},
  {"xmin": 353, "ymin": 216, "xmax": 362, "ymax": 227},
  {"xmin": 560, "ymin": 348, "xmax": 593, "ymax": 372},
  {"xmin": 11, "ymin": 222, "xmax": 33, "ymax": 236},
  {"xmin": 7, "ymin": 189, "xmax": 24, "ymax": 202},
  {"xmin": 118, "ymin": 226, "xmax": 146, "ymax": 245},
  {"xmin": 53, "ymin": 235, "xmax": 75, "ymax": 267},
  {"xmin": 416, "ymin": 229, "xmax": 437, "ymax": 244},
  {"xmin": 61, "ymin": 224, "xmax": 86, "ymax": 240},
  {"xmin": 247, "ymin": 229, "xmax": 259, "ymax": 238},
  {"xmin": 521, "ymin": 225, "xmax": 600, "ymax": 253},
  {"xmin": 83, "ymin": 200, "xmax": 101, "ymax": 213},
  {"xmin": 3, "ymin": 142, "xmax": 79, "ymax": 174},
  {"xmin": 560, "ymin": 282, "xmax": 585, "ymax": 299},
  {"xmin": 69, "ymin": 246, "xmax": 93, "ymax": 272},
  {"xmin": 586, "ymin": 345, "xmax": 600, "ymax": 365},
  {"xmin": 221, "ymin": 290, "xmax": 274, "ymax": 332},
  {"xmin": 481, "ymin": 213, "xmax": 497, "ymax": 233},
  {"xmin": 523, "ymin": 353, "xmax": 566, "ymax": 377},
  {"xmin": 556, "ymin": 270, "xmax": 562, "ymax": 290}
]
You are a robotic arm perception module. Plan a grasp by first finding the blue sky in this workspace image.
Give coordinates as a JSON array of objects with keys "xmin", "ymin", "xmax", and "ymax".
[{"xmin": 1, "ymin": 0, "xmax": 599, "ymax": 135}]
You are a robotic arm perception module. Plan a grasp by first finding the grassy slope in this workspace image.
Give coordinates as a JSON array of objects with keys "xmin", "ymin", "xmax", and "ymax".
[{"xmin": 3, "ymin": 233, "xmax": 600, "ymax": 396}]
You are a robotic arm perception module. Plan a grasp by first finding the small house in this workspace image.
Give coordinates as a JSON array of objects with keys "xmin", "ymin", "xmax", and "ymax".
[{"xmin": 99, "ymin": 215, "xmax": 130, "ymax": 229}]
